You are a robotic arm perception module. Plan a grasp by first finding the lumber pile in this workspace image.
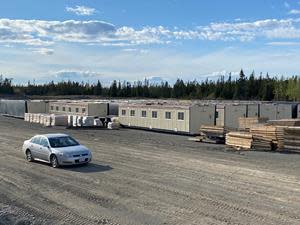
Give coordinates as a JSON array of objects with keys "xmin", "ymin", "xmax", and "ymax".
[
  {"xmin": 284, "ymin": 127, "xmax": 300, "ymax": 152},
  {"xmin": 226, "ymin": 131, "xmax": 272, "ymax": 151},
  {"xmin": 250, "ymin": 125, "xmax": 285, "ymax": 150},
  {"xmin": 268, "ymin": 119, "xmax": 300, "ymax": 127},
  {"xmin": 238, "ymin": 117, "xmax": 268, "ymax": 131},
  {"xmin": 199, "ymin": 125, "xmax": 226, "ymax": 144},
  {"xmin": 226, "ymin": 132, "xmax": 252, "ymax": 150}
]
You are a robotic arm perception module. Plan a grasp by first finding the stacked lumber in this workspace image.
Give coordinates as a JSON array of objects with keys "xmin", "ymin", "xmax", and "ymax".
[
  {"xmin": 238, "ymin": 117, "xmax": 268, "ymax": 131},
  {"xmin": 268, "ymin": 119, "xmax": 300, "ymax": 127},
  {"xmin": 226, "ymin": 132, "xmax": 252, "ymax": 150},
  {"xmin": 199, "ymin": 125, "xmax": 226, "ymax": 144},
  {"xmin": 226, "ymin": 131, "xmax": 272, "ymax": 151},
  {"xmin": 250, "ymin": 125, "xmax": 285, "ymax": 150},
  {"xmin": 283, "ymin": 127, "xmax": 300, "ymax": 152}
]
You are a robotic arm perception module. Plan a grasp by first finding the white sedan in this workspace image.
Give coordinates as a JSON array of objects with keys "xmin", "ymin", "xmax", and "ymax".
[{"xmin": 22, "ymin": 133, "xmax": 92, "ymax": 168}]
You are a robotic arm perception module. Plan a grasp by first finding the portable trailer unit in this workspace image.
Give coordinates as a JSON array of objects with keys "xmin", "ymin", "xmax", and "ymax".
[
  {"xmin": 49, "ymin": 101, "xmax": 108, "ymax": 117},
  {"xmin": 276, "ymin": 103, "xmax": 293, "ymax": 120},
  {"xmin": 224, "ymin": 104, "xmax": 247, "ymax": 130},
  {"xmin": 119, "ymin": 103, "xmax": 215, "ymax": 135},
  {"xmin": 26, "ymin": 100, "xmax": 49, "ymax": 114},
  {"xmin": 0, "ymin": 99, "xmax": 26, "ymax": 118},
  {"xmin": 260, "ymin": 103, "xmax": 277, "ymax": 120},
  {"xmin": 247, "ymin": 104, "xmax": 259, "ymax": 117}
]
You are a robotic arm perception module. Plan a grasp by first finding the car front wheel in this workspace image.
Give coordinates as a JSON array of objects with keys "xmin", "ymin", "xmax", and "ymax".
[
  {"xmin": 26, "ymin": 150, "xmax": 34, "ymax": 162},
  {"xmin": 50, "ymin": 155, "xmax": 59, "ymax": 168}
]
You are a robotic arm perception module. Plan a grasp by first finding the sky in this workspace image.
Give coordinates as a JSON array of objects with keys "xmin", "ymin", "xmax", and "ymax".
[{"xmin": 1, "ymin": 0, "xmax": 300, "ymax": 85}]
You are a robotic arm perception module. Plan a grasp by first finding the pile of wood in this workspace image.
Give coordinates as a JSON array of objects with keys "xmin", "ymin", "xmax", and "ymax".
[
  {"xmin": 238, "ymin": 117, "xmax": 268, "ymax": 131},
  {"xmin": 268, "ymin": 119, "xmax": 300, "ymax": 126},
  {"xmin": 199, "ymin": 125, "xmax": 226, "ymax": 144},
  {"xmin": 226, "ymin": 131, "xmax": 272, "ymax": 151},
  {"xmin": 226, "ymin": 132, "xmax": 252, "ymax": 150},
  {"xmin": 250, "ymin": 125, "xmax": 285, "ymax": 150},
  {"xmin": 284, "ymin": 127, "xmax": 300, "ymax": 152}
]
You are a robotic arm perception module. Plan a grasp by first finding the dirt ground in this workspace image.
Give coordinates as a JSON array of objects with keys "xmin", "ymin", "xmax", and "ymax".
[{"xmin": 0, "ymin": 115, "xmax": 299, "ymax": 225}]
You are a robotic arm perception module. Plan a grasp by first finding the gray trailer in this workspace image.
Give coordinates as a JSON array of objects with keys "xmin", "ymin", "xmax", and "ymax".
[{"xmin": 0, "ymin": 99, "xmax": 26, "ymax": 118}]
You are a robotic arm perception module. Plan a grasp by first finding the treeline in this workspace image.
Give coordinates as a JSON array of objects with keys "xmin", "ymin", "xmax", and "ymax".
[{"xmin": 1, "ymin": 70, "xmax": 300, "ymax": 101}]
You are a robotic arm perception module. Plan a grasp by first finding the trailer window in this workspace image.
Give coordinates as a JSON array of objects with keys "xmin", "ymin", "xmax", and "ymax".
[
  {"xmin": 62, "ymin": 107, "xmax": 66, "ymax": 111},
  {"xmin": 56, "ymin": 106, "xmax": 59, "ymax": 111},
  {"xmin": 165, "ymin": 112, "xmax": 171, "ymax": 119},
  {"xmin": 121, "ymin": 110, "xmax": 126, "ymax": 116},
  {"xmin": 152, "ymin": 111, "xmax": 158, "ymax": 118},
  {"xmin": 51, "ymin": 106, "xmax": 54, "ymax": 110},
  {"xmin": 178, "ymin": 112, "xmax": 184, "ymax": 120},
  {"xmin": 76, "ymin": 108, "xmax": 79, "ymax": 113},
  {"xmin": 69, "ymin": 107, "xmax": 72, "ymax": 112},
  {"xmin": 141, "ymin": 110, "xmax": 147, "ymax": 117},
  {"xmin": 82, "ymin": 108, "xmax": 86, "ymax": 113},
  {"xmin": 130, "ymin": 110, "xmax": 135, "ymax": 116}
]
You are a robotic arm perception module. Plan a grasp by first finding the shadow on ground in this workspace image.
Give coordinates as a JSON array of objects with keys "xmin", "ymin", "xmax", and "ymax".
[{"xmin": 62, "ymin": 163, "xmax": 113, "ymax": 173}]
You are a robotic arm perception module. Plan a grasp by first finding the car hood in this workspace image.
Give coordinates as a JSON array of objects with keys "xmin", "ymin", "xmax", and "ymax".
[{"xmin": 51, "ymin": 145, "xmax": 90, "ymax": 154}]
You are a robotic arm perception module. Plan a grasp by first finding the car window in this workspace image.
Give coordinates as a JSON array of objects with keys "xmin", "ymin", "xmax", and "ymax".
[
  {"xmin": 48, "ymin": 136, "xmax": 79, "ymax": 148},
  {"xmin": 40, "ymin": 138, "xmax": 49, "ymax": 147},
  {"xmin": 31, "ymin": 136, "xmax": 41, "ymax": 145}
]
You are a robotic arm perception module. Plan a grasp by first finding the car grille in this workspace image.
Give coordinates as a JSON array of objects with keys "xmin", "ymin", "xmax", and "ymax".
[{"xmin": 73, "ymin": 153, "xmax": 88, "ymax": 157}]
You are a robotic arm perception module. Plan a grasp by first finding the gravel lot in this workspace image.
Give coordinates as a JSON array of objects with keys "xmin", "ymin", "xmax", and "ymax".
[{"xmin": 0, "ymin": 115, "xmax": 300, "ymax": 225}]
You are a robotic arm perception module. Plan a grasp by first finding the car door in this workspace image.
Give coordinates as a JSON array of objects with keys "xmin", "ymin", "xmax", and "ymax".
[
  {"xmin": 29, "ymin": 136, "xmax": 41, "ymax": 158},
  {"xmin": 39, "ymin": 137, "xmax": 51, "ymax": 161}
]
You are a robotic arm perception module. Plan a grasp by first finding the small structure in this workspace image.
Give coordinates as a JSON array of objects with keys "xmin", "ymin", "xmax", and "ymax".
[
  {"xmin": 119, "ymin": 102, "xmax": 215, "ymax": 135},
  {"xmin": 49, "ymin": 101, "xmax": 108, "ymax": 117}
]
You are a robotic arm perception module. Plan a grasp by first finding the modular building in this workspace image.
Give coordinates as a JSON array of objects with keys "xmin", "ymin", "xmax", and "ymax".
[
  {"xmin": 216, "ymin": 104, "xmax": 247, "ymax": 130},
  {"xmin": 119, "ymin": 102, "xmax": 215, "ymax": 135},
  {"xmin": 49, "ymin": 101, "xmax": 108, "ymax": 117},
  {"xmin": 0, "ymin": 99, "xmax": 26, "ymax": 118},
  {"xmin": 27, "ymin": 100, "xmax": 49, "ymax": 114},
  {"xmin": 260, "ymin": 103, "xmax": 293, "ymax": 120}
]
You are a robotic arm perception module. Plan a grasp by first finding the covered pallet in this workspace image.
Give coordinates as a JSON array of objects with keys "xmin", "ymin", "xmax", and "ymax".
[
  {"xmin": 199, "ymin": 125, "xmax": 226, "ymax": 144},
  {"xmin": 50, "ymin": 114, "xmax": 68, "ymax": 126},
  {"xmin": 238, "ymin": 117, "xmax": 268, "ymax": 131},
  {"xmin": 284, "ymin": 127, "xmax": 300, "ymax": 152}
]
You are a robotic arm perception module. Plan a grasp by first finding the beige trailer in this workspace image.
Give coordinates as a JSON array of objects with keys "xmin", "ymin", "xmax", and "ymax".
[
  {"xmin": 119, "ymin": 102, "xmax": 215, "ymax": 135},
  {"xmin": 49, "ymin": 101, "xmax": 108, "ymax": 117},
  {"xmin": 216, "ymin": 104, "xmax": 247, "ymax": 130},
  {"xmin": 26, "ymin": 100, "xmax": 49, "ymax": 114}
]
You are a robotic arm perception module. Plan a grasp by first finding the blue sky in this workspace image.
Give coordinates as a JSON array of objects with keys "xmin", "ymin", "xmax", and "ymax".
[{"xmin": 1, "ymin": 0, "xmax": 300, "ymax": 84}]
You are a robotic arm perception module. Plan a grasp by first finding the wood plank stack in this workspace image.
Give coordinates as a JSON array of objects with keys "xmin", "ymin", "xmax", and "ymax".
[
  {"xmin": 199, "ymin": 125, "xmax": 226, "ymax": 144},
  {"xmin": 226, "ymin": 131, "xmax": 272, "ymax": 151},
  {"xmin": 226, "ymin": 132, "xmax": 252, "ymax": 150},
  {"xmin": 283, "ymin": 127, "xmax": 300, "ymax": 152},
  {"xmin": 250, "ymin": 125, "xmax": 285, "ymax": 150},
  {"xmin": 239, "ymin": 117, "xmax": 268, "ymax": 131},
  {"xmin": 268, "ymin": 119, "xmax": 300, "ymax": 127}
]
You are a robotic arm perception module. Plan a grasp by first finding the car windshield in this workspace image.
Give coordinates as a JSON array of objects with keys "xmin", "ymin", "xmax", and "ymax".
[{"xmin": 48, "ymin": 136, "xmax": 79, "ymax": 148}]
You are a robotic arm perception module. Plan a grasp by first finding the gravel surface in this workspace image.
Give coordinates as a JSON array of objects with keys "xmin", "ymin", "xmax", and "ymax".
[{"xmin": 0, "ymin": 115, "xmax": 300, "ymax": 225}]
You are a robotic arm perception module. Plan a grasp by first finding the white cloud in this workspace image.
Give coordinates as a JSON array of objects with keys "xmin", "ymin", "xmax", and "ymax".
[
  {"xmin": 267, "ymin": 41, "xmax": 300, "ymax": 46},
  {"xmin": 288, "ymin": 9, "xmax": 300, "ymax": 14},
  {"xmin": 1, "ymin": 17, "xmax": 300, "ymax": 51},
  {"xmin": 66, "ymin": 6, "xmax": 96, "ymax": 16},
  {"xmin": 30, "ymin": 48, "xmax": 54, "ymax": 55}
]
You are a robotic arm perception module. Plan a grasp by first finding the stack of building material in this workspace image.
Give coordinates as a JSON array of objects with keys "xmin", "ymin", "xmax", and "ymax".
[
  {"xmin": 24, "ymin": 113, "xmax": 30, "ymax": 122},
  {"xmin": 50, "ymin": 114, "xmax": 68, "ymax": 126},
  {"xmin": 107, "ymin": 117, "xmax": 120, "ymax": 129},
  {"xmin": 226, "ymin": 131, "xmax": 272, "ymax": 151},
  {"xmin": 238, "ymin": 117, "xmax": 268, "ymax": 131},
  {"xmin": 68, "ymin": 115, "xmax": 73, "ymax": 127},
  {"xmin": 226, "ymin": 132, "xmax": 252, "ymax": 150},
  {"xmin": 283, "ymin": 127, "xmax": 300, "ymax": 152},
  {"xmin": 72, "ymin": 116, "xmax": 78, "ymax": 127},
  {"xmin": 76, "ymin": 116, "xmax": 83, "ymax": 127},
  {"xmin": 199, "ymin": 125, "xmax": 226, "ymax": 144},
  {"xmin": 250, "ymin": 125, "xmax": 285, "ymax": 150},
  {"xmin": 94, "ymin": 118, "xmax": 103, "ymax": 126},
  {"xmin": 43, "ymin": 115, "xmax": 52, "ymax": 127},
  {"xmin": 82, "ymin": 116, "xmax": 94, "ymax": 126},
  {"xmin": 268, "ymin": 119, "xmax": 300, "ymax": 126}
]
